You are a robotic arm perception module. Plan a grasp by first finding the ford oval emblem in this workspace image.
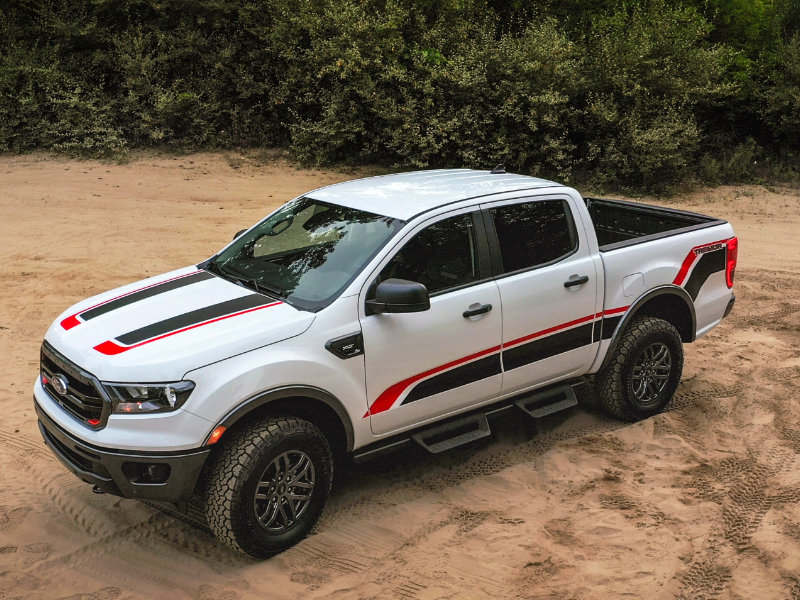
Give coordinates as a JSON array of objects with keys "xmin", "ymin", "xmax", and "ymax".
[{"xmin": 52, "ymin": 374, "xmax": 69, "ymax": 396}]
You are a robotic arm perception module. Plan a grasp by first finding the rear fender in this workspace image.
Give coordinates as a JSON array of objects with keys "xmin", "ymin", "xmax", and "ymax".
[{"xmin": 598, "ymin": 285, "xmax": 696, "ymax": 371}]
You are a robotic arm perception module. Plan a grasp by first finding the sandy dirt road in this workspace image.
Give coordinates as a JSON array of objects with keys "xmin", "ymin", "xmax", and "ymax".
[{"xmin": 1, "ymin": 153, "xmax": 799, "ymax": 599}]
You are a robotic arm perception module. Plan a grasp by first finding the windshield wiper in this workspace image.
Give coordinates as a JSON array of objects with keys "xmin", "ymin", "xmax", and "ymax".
[
  {"xmin": 251, "ymin": 279, "xmax": 286, "ymax": 298},
  {"xmin": 205, "ymin": 261, "xmax": 285, "ymax": 299}
]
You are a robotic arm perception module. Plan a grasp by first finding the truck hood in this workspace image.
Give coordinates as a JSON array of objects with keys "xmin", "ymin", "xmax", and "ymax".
[{"xmin": 45, "ymin": 266, "xmax": 315, "ymax": 382}]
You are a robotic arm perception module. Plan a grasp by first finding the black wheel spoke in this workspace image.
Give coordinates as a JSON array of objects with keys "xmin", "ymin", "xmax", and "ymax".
[
  {"xmin": 260, "ymin": 500, "xmax": 281, "ymax": 528},
  {"xmin": 631, "ymin": 341, "xmax": 672, "ymax": 404},
  {"xmin": 289, "ymin": 481, "xmax": 313, "ymax": 490},
  {"xmin": 253, "ymin": 449, "xmax": 316, "ymax": 534},
  {"xmin": 277, "ymin": 500, "xmax": 290, "ymax": 525}
]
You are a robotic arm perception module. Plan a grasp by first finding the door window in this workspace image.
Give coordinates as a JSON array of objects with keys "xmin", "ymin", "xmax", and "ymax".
[
  {"xmin": 490, "ymin": 200, "xmax": 576, "ymax": 273},
  {"xmin": 380, "ymin": 213, "xmax": 479, "ymax": 294}
]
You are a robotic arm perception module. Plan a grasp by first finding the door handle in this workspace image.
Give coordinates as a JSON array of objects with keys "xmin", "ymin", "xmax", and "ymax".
[
  {"xmin": 564, "ymin": 275, "xmax": 589, "ymax": 288},
  {"xmin": 463, "ymin": 304, "xmax": 493, "ymax": 318}
]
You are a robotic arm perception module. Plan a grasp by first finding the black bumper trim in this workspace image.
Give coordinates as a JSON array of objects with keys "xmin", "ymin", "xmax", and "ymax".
[
  {"xmin": 723, "ymin": 293, "xmax": 736, "ymax": 318},
  {"xmin": 35, "ymin": 398, "xmax": 210, "ymax": 503}
]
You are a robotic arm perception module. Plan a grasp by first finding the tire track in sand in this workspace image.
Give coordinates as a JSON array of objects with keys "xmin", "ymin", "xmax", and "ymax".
[{"xmin": 675, "ymin": 443, "xmax": 800, "ymax": 599}]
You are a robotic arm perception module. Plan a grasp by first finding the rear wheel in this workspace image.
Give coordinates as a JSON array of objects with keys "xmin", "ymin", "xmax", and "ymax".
[
  {"xmin": 205, "ymin": 416, "xmax": 333, "ymax": 558},
  {"xmin": 594, "ymin": 316, "xmax": 683, "ymax": 421}
]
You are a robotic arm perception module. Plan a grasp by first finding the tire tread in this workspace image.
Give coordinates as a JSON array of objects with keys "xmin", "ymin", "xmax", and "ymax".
[
  {"xmin": 205, "ymin": 416, "xmax": 331, "ymax": 557},
  {"xmin": 594, "ymin": 315, "xmax": 683, "ymax": 421}
]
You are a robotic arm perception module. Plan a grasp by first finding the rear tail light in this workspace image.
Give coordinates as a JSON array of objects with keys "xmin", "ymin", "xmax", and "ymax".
[{"xmin": 725, "ymin": 237, "xmax": 738, "ymax": 288}]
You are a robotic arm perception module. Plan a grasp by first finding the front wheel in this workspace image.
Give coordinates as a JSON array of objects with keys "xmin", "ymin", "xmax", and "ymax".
[
  {"xmin": 594, "ymin": 316, "xmax": 684, "ymax": 421},
  {"xmin": 205, "ymin": 416, "xmax": 333, "ymax": 558}
]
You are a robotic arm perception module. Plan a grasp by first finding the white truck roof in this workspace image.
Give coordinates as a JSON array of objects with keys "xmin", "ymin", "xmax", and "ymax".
[{"xmin": 307, "ymin": 169, "xmax": 559, "ymax": 220}]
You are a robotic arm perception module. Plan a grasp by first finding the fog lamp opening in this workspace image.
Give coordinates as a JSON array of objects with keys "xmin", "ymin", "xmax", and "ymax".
[{"xmin": 122, "ymin": 462, "xmax": 171, "ymax": 484}]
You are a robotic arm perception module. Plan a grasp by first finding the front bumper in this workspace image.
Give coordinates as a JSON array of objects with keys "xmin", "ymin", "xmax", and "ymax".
[{"xmin": 35, "ymin": 398, "xmax": 211, "ymax": 502}]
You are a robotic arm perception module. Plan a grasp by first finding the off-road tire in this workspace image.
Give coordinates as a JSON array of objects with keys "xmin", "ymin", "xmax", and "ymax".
[
  {"xmin": 594, "ymin": 316, "xmax": 683, "ymax": 421},
  {"xmin": 205, "ymin": 416, "xmax": 333, "ymax": 558}
]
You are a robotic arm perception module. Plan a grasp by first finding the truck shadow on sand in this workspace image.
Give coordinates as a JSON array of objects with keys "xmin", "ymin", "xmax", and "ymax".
[{"xmin": 138, "ymin": 382, "xmax": 723, "ymax": 564}]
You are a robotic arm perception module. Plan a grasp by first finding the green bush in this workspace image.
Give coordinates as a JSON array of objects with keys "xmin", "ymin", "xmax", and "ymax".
[
  {"xmin": 0, "ymin": 0, "xmax": 798, "ymax": 189},
  {"xmin": 579, "ymin": 1, "xmax": 735, "ymax": 190},
  {"xmin": 759, "ymin": 33, "xmax": 800, "ymax": 145},
  {"xmin": 284, "ymin": 2, "xmax": 579, "ymax": 178},
  {"xmin": 697, "ymin": 137, "xmax": 759, "ymax": 184}
]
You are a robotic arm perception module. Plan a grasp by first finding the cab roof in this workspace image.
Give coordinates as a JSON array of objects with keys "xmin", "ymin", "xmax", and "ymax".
[{"xmin": 307, "ymin": 169, "xmax": 560, "ymax": 221}]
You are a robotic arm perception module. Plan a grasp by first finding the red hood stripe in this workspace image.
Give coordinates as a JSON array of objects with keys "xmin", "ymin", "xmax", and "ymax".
[{"xmin": 61, "ymin": 271, "xmax": 201, "ymax": 331}]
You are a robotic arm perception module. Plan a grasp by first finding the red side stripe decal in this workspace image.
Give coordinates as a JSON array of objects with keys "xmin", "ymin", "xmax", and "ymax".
[
  {"xmin": 61, "ymin": 271, "xmax": 200, "ymax": 331},
  {"xmin": 673, "ymin": 239, "xmax": 729, "ymax": 286},
  {"xmin": 363, "ymin": 307, "xmax": 630, "ymax": 418},
  {"xmin": 94, "ymin": 301, "xmax": 282, "ymax": 355},
  {"xmin": 502, "ymin": 313, "xmax": 596, "ymax": 350},
  {"xmin": 363, "ymin": 345, "xmax": 502, "ymax": 418}
]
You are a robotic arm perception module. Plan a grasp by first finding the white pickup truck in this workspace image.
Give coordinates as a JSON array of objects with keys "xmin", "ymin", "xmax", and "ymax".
[{"xmin": 34, "ymin": 169, "xmax": 737, "ymax": 557}]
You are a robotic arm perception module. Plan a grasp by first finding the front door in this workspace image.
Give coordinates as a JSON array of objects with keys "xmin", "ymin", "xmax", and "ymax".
[{"xmin": 360, "ymin": 210, "xmax": 503, "ymax": 436}]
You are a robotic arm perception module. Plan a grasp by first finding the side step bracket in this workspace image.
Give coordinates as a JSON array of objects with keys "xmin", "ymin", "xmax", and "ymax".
[
  {"xmin": 411, "ymin": 413, "xmax": 491, "ymax": 454},
  {"xmin": 514, "ymin": 384, "xmax": 579, "ymax": 420}
]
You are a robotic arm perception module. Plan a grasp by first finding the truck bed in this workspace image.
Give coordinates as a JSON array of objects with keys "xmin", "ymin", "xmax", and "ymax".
[{"xmin": 585, "ymin": 198, "xmax": 725, "ymax": 251}]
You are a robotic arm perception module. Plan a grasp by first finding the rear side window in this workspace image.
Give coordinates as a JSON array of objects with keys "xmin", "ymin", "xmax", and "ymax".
[{"xmin": 490, "ymin": 200, "xmax": 576, "ymax": 273}]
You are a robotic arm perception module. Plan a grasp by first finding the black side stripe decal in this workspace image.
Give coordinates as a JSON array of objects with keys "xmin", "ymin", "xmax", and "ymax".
[
  {"xmin": 116, "ymin": 294, "xmax": 274, "ymax": 345},
  {"xmin": 601, "ymin": 316, "xmax": 622, "ymax": 340},
  {"xmin": 81, "ymin": 271, "xmax": 214, "ymax": 321},
  {"xmin": 401, "ymin": 354, "xmax": 502, "ymax": 405},
  {"xmin": 394, "ymin": 315, "xmax": 624, "ymax": 407},
  {"xmin": 503, "ymin": 323, "xmax": 594, "ymax": 372},
  {"xmin": 684, "ymin": 249, "xmax": 725, "ymax": 300}
]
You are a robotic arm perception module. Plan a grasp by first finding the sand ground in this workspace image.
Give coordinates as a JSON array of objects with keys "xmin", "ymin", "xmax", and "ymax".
[{"xmin": 1, "ymin": 153, "xmax": 798, "ymax": 600}]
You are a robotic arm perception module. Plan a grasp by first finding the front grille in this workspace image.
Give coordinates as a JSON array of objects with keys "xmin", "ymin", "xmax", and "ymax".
[{"xmin": 40, "ymin": 342, "xmax": 108, "ymax": 428}]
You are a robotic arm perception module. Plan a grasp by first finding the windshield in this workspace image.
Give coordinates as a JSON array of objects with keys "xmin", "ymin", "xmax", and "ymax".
[{"xmin": 209, "ymin": 197, "xmax": 403, "ymax": 311}]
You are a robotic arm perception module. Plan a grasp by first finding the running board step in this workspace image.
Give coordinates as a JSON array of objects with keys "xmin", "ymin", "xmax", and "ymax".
[
  {"xmin": 411, "ymin": 413, "xmax": 491, "ymax": 454},
  {"xmin": 514, "ymin": 384, "xmax": 579, "ymax": 419}
]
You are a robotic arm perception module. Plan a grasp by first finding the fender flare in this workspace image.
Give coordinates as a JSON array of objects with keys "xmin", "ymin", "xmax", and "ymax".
[
  {"xmin": 210, "ymin": 385, "xmax": 355, "ymax": 452},
  {"xmin": 599, "ymin": 285, "xmax": 696, "ymax": 371}
]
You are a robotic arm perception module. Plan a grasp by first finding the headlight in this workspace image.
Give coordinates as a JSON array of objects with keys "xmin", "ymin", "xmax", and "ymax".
[{"xmin": 103, "ymin": 381, "xmax": 195, "ymax": 414}]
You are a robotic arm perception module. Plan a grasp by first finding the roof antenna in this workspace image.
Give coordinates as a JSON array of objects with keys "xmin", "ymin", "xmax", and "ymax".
[{"xmin": 490, "ymin": 164, "xmax": 505, "ymax": 174}]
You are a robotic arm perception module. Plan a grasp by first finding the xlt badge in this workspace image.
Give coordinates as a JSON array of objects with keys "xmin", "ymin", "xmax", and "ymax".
[{"xmin": 325, "ymin": 333, "xmax": 364, "ymax": 359}]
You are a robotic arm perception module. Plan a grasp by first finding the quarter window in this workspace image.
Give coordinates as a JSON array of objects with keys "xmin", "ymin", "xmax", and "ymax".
[
  {"xmin": 490, "ymin": 200, "xmax": 576, "ymax": 273},
  {"xmin": 380, "ymin": 213, "xmax": 479, "ymax": 294}
]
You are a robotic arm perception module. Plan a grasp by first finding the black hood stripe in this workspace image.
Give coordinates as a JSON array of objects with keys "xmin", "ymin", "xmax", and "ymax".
[
  {"xmin": 94, "ymin": 294, "xmax": 282, "ymax": 355},
  {"xmin": 62, "ymin": 271, "xmax": 215, "ymax": 330},
  {"xmin": 115, "ymin": 294, "xmax": 276, "ymax": 345},
  {"xmin": 81, "ymin": 271, "xmax": 214, "ymax": 321}
]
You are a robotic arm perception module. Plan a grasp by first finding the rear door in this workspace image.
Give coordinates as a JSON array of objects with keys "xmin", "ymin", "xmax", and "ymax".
[
  {"xmin": 483, "ymin": 196, "xmax": 600, "ymax": 395},
  {"xmin": 360, "ymin": 209, "xmax": 503, "ymax": 436}
]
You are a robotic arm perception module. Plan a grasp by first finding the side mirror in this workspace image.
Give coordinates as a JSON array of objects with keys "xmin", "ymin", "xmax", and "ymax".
[
  {"xmin": 366, "ymin": 278, "xmax": 430, "ymax": 314},
  {"xmin": 233, "ymin": 228, "xmax": 247, "ymax": 240}
]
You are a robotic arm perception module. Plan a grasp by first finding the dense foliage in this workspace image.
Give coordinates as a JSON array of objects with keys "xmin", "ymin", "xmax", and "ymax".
[{"xmin": 1, "ymin": 0, "xmax": 798, "ymax": 189}]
